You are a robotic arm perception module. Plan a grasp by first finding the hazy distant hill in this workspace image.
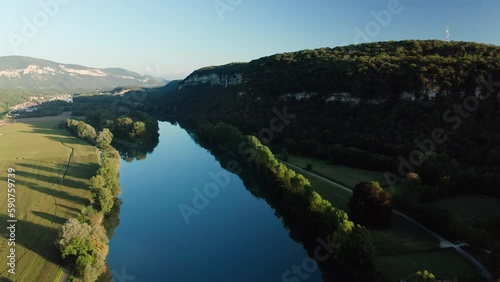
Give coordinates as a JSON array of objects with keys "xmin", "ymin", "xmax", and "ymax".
[{"xmin": 0, "ymin": 56, "xmax": 166, "ymax": 92}]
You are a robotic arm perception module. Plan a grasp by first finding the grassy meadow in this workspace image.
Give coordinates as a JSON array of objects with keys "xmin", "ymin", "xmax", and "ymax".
[
  {"xmin": 434, "ymin": 194, "xmax": 500, "ymax": 223},
  {"xmin": 0, "ymin": 116, "xmax": 99, "ymax": 281},
  {"xmin": 283, "ymin": 154, "xmax": 478, "ymax": 281}
]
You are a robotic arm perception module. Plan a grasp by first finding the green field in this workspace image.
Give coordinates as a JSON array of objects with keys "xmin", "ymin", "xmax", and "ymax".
[
  {"xmin": 0, "ymin": 117, "xmax": 99, "ymax": 281},
  {"xmin": 284, "ymin": 155, "xmax": 389, "ymax": 189},
  {"xmin": 376, "ymin": 248, "xmax": 478, "ymax": 281},
  {"xmin": 434, "ymin": 194, "xmax": 500, "ymax": 223},
  {"xmin": 283, "ymin": 154, "xmax": 416, "ymax": 196},
  {"xmin": 284, "ymin": 154, "xmax": 478, "ymax": 281}
]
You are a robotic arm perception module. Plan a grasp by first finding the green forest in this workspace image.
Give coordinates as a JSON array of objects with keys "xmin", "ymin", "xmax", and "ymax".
[
  {"xmin": 71, "ymin": 94, "xmax": 160, "ymax": 162},
  {"xmin": 149, "ymin": 40, "xmax": 500, "ymax": 196}
]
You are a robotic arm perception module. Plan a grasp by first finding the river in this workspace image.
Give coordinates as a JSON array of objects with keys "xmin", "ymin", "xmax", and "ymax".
[{"xmin": 107, "ymin": 122, "xmax": 323, "ymax": 281}]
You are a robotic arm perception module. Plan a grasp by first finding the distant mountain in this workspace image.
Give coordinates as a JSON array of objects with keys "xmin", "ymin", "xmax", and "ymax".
[{"xmin": 0, "ymin": 56, "xmax": 166, "ymax": 92}]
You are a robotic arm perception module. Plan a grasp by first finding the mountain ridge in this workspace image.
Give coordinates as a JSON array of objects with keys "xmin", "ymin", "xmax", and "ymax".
[
  {"xmin": 0, "ymin": 55, "xmax": 166, "ymax": 92},
  {"xmin": 176, "ymin": 40, "xmax": 500, "ymax": 100}
]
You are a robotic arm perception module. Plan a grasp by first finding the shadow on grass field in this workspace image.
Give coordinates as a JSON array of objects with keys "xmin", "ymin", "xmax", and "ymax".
[
  {"xmin": 284, "ymin": 154, "xmax": 388, "ymax": 186},
  {"xmin": 32, "ymin": 211, "xmax": 69, "ymax": 225},
  {"xmin": 16, "ymin": 166, "xmax": 90, "ymax": 191},
  {"xmin": 0, "ymin": 214, "xmax": 62, "ymax": 277},
  {"xmin": 56, "ymin": 203, "xmax": 82, "ymax": 214},
  {"xmin": 21, "ymin": 178, "xmax": 88, "ymax": 205},
  {"xmin": 283, "ymin": 154, "xmax": 413, "ymax": 196},
  {"xmin": 19, "ymin": 160, "xmax": 100, "ymax": 181},
  {"xmin": 17, "ymin": 120, "xmax": 86, "ymax": 146},
  {"xmin": 0, "ymin": 118, "xmax": 98, "ymax": 281}
]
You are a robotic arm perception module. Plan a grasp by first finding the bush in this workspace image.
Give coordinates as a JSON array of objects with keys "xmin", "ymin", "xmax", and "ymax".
[
  {"xmin": 348, "ymin": 182, "xmax": 392, "ymax": 227},
  {"xmin": 305, "ymin": 163, "xmax": 313, "ymax": 171},
  {"xmin": 57, "ymin": 218, "xmax": 107, "ymax": 280},
  {"xmin": 408, "ymin": 270, "xmax": 436, "ymax": 282}
]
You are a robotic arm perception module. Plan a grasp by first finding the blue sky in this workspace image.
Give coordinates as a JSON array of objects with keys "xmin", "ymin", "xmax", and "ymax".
[{"xmin": 1, "ymin": 0, "xmax": 499, "ymax": 79}]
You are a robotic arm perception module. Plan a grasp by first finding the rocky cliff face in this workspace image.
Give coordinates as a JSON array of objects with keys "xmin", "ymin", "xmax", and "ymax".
[
  {"xmin": 177, "ymin": 73, "xmax": 454, "ymax": 104},
  {"xmin": 178, "ymin": 73, "xmax": 243, "ymax": 89}
]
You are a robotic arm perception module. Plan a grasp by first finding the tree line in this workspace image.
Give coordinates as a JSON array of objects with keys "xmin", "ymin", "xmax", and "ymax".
[
  {"xmin": 59, "ymin": 119, "xmax": 122, "ymax": 281},
  {"xmin": 193, "ymin": 121, "xmax": 378, "ymax": 281},
  {"xmin": 72, "ymin": 94, "xmax": 160, "ymax": 162},
  {"xmin": 64, "ymin": 119, "xmax": 114, "ymax": 149}
]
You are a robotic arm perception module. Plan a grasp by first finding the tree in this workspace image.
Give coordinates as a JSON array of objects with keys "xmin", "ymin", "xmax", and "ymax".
[
  {"xmin": 114, "ymin": 117, "xmax": 133, "ymax": 138},
  {"xmin": 77, "ymin": 121, "xmax": 97, "ymax": 143},
  {"xmin": 57, "ymin": 219, "xmax": 94, "ymax": 277},
  {"xmin": 305, "ymin": 163, "xmax": 313, "ymax": 171},
  {"xmin": 97, "ymin": 187, "xmax": 114, "ymax": 213},
  {"xmin": 211, "ymin": 122, "xmax": 245, "ymax": 151},
  {"xmin": 96, "ymin": 129, "xmax": 113, "ymax": 149},
  {"xmin": 65, "ymin": 119, "xmax": 98, "ymax": 145},
  {"xmin": 408, "ymin": 270, "xmax": 436, "ymax": 282},
  {"xmin": 130, "ymin": 121, "xmax": 146, "ymax": 139},
  {"xmin": 348, "ymin": 181, "xmax": 392, "ymax": 227},
  {"xmin": 57, "ymin": 218, "xmax": 108, "ymax": 281},
  {"xmin": 90, "ymin": 161, "xmax": 120, "ymax": 214},
  {"xmin": 81, "ymin": 252, "xmax": 106, "ymax": 282},
  {"xmin": 57, "ymin": 218, "xmax": 92, "ymax": 250},
  {"xmin": 417, "ymin": 152, "xmax": 455, "ymax": 186},
  {"xmin": 333, "ymin": 224, "xmax": 375, "ymax": 281},
  {"xmin": 103, "ymin": 199, "xmax": 122, "ymax": 239},
  {"xmin": 98, "ymin": 158, "xmax": 121, "ymax": 198},
  {"xmin": 95, "ymin": 264, "xmax": 113, "ymax": 282}
]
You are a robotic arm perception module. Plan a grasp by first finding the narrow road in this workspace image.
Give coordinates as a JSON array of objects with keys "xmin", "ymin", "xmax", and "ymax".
[{"xmin": 283, "ymin": 161, "xmax": 495, "ymax": 282}]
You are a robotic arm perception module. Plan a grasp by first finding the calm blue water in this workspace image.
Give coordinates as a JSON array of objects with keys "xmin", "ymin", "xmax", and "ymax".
[{"xmin": 107, "ymin": 122, "xmax": 322, "ymax": 282}]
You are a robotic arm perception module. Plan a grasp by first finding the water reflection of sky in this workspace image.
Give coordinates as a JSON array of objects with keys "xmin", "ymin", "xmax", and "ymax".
[{"xmin": 107, "ymin": 122, "xmax": 323, "ymax": 282}]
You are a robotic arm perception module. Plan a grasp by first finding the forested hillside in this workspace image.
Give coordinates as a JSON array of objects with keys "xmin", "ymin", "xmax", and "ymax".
[
  {"xmin": 180, "ymin": 40, "xmax": 500, "ymax": 98},
  {"xmin": 149, "ymin": 40, "xmax": 500, "ymax": 198}
]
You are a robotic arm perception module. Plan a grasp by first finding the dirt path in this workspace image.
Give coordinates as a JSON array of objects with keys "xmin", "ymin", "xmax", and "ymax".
[
  {"xmin": 283, "ymin": 161, "xmax": 495, "ymax": 282},
  {"xmin": 59, "ymin": 142, "xmax": 75, "ymax": 178}
]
